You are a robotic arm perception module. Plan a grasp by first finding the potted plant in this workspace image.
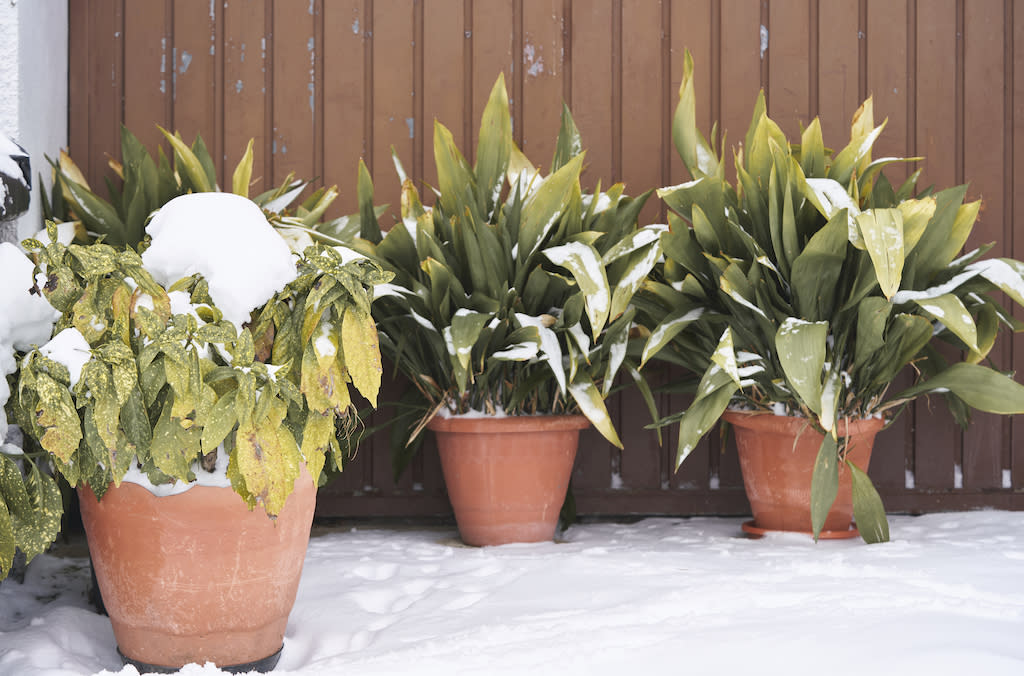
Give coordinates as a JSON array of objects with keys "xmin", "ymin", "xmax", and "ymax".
[
  {"xmin": 635, "ymin": 51, "xmax": 1024, "ymax": 543},
  {"xmin": 43, "ymin": 125, "xmax": 370, "ymax": 250},
  {"xmin": 349, "ymin": 75, "xmax": 665, "ymax": 546},
  {"xmin": 5, "ymin": 191, "xmax": 389, "ymax": 672}
]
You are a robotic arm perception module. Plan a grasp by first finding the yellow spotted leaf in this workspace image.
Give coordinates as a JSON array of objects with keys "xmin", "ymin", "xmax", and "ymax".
[{"xmin": 340, "ymin": 306, "xmax": 383, "ymax": 407}]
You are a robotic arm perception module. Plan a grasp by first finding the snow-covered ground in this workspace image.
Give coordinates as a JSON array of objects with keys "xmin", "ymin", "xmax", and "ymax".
[{"xmin": 2, "ymin": 512, "xmax": 1023, "ymax": 676}]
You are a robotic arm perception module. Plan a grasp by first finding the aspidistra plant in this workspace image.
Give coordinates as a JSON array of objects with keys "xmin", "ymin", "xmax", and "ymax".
[
  {"xmin": 350, "ymin": 75, "xmax": 665, "ymax": 479},
  {"xmin": 636, "ymin": 49, "xmax": 1024, "ymax": 543}
]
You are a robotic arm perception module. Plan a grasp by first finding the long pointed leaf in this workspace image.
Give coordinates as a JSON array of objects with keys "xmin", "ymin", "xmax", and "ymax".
[{"xmin": 848, "ymin": 460, "xmax": 889, "ymax": 543}]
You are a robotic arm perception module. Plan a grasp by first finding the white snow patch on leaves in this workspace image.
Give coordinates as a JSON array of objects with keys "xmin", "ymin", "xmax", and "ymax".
[{"xmin": 142, "ymin": 193, "xmax": 297, "ymax": 328}]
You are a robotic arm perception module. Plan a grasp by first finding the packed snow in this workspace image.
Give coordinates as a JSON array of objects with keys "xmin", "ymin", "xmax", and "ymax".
[
  {"xmin": 141, "ymin": 193, "xmax": 298, "ymax": 328},
  {"xmin": 39, "ymin": 328, "xmax": 92, "ymax": 388},
  {"xmin": 2, "ymin": 512, "xmax": 1023, "ymax": 675}
]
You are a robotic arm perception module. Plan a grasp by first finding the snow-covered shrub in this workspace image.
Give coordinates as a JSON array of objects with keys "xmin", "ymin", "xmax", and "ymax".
[
  {"xmin": 3, "ymin": 194, "xmax": 390, "ymax": 580},
  {"xmin": 635, "ymin": 50, "xmax": 1024, "ymax": 543},
  {"xmin": 347, "ymin": 75, "xmax": 665, "ymax": 478},
  {"xmin": 0, "ymin": 242, "xmax": 63, "ymax": 580}
]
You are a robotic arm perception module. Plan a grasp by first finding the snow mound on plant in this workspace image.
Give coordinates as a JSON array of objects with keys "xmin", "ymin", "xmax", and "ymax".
[
  {"xmin": 0, "ymin": 243, "xmax": 61, "ymax": 352},
  {"xmin": 141, "ymin": 193, "xmax": 298, "ymax": 328},
  {"xmin": 39, "ymin": 328, "xmax": 91, "ymax": 388},
  {"xmin": 0, "ymin": 243, "xmax": 60, "ymax": 448}
]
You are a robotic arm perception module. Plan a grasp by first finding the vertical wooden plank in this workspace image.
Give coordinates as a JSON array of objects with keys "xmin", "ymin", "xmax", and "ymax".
[
  {"xmin": 172, "ymin": 0, "xmax": 217, "ymax": 163},
  {"xmin": 962, "ymin": 0, "xmax": 1008, "ymax": 490},
  {"xmin": 271, "ymin": 1, "xmax": 316, "ymax": 191},
  {"xmin": 123, "ymin": 1, "xmax": 171, "ymax": 155},
  {"xmin": 572, "ymin": 0, "xmax": 614, "ymax": 191},
  {"xmin": 223, "ymin": 0, "xmax": 270, "ymax": 195},
  {"xmin": 1014, "ymin": 0, "xmax": 1024, "ymax": 492},
  {"xmin": 816, "ymin": 0, "xmax": 860, "ymax": 144},
  {"xmin": 520, "ymin": 0, "xmax": 566, "ymax": 167},
  {"xmin": 371, "ymin": 0, "xmax": 416, "ymax": 493},
  {"xmin": 865, "ymin": 0, "xmax": 909, "ymax": 165},
  {"xmin": 472, "ymin": 0, "xmax": 515, "ymax": 153},
  {"xmin": 422, "ymin": 0, "xmax": 466, "ymax": 193},
  {"xmin": 620, "ymin": 0, "xmax": 664, "ymax": 224},
  {"xmin": 913, "ymin": 0, "xmax": 959, "ymax": 492},
  {"xmin": 718, "ymin": 0, "xmax": 761, "ymax": 175},
  {"xmin": 668, "ymin": 0, "xmax": 713, "ymax": 186},
  {"xmin": 83, "ymin": 1, "xmax": 124, "ymax": 185},
  {"xmin": 322, "ymin": 1, "xmax": 366, "ymax": 217},
  {"xmin": 372, "ymin": 0, "xmax": 415, "ymax": 224},
  {"xmin": 616, "ymin": 0, "xmax": 665, "ymax": 491},
  {"xmin": 68, "ymin": 0, "xmax": 92, "ymax": 163},
  {"xmin": 766, "ymin": 0, "xmax": 811, "ymax": 138}
]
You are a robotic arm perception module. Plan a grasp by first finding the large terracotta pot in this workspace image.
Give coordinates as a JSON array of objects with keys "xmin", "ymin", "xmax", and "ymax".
[
  {"xmin": 78, "ymin": 465, "xmax": 316, "ymax": 672},
  {"xmin": 428, "ymin": 414, "xmax": 590, "ymax": 546},
  {"xmin": 723, "ymin": 411, "xmax": 884, "ymax": 537}
]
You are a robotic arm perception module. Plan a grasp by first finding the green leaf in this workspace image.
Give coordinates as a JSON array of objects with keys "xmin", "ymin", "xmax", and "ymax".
[
  {"xmin": 232, "ymin": 138, "xmax": 255, "ymax": 197},
  {"xmin": 789, "ymin": 209, "xmax": 848, "ymax": 320},
  {"xmin": 810, "ymin": 434, "xmax": 839, "ymax": 540},
  {"xmin": 60, "ymin": 177, "xmax": 129, "ymax": 246},
  {"xmin": 357, "ymin": 159, "xmax": 382, "ymax": 244},
  {"xmin": 158, "ymin": 127, "xmax": 214, "ymax": 193},
  {"xmin": 518, "ymin": 154, "xmax": 584, "ymax": 262},
  {"xmin": 855, "ymin": 208, "xmax": 904, "ymax": 299},
  {"xmin": 0, "ymin": 496, "xmax": 12, "ymax": 579},
  {"xmin": 150, "ymin": 398, "xmax": 198, "ymax": 481},
  {"xmin": 567, "ymin": 372, "xmax": 621, "ymax": 449},
  {"xmin": 799, "ymin": 118, "xmax": 825, "ymax": 177},
  {"xmin": 894, "ymin": 362, "xmax": 1024, "ymax": 415},
  {"xmin": 675, "ymin": 375, "xmax": 736, "ymax": 469},
  {"xmin": 897, "ymin": 196, "xmax": 937, "ymax": 254},
  {"xmin": 543, "ymin": 240, "xmax": 610, "ymax": 338},
  {"xmin": 201, "ymin": 389, "xmax": 239, "ymax": 453},
  {"xmin": 912, "ymin": 293, "xmax": 978, "ymax": 352},
  {"xmin": 854, "ymin": 297, "xmax": 891, "ymax": 368},
  {"xmin": 474, "ymin": 75, "xmax": 515, "ymax": 212},
  {"xmin": 672, "ymin": 49, "xmax": 720, "ymax": 178},
  {"xmin": 551, "ymin": 103, "xmax": 583, "ymax": 173},
  {"xmin": 848, "ymin": 460, "xmax": 889, "ymax": 543},
  {"xmin": 640, "ymin": 304, "xmax": 704, "ymax": 367},
  {"xmin": 448, "ymin": 310, "xmax": 490, "ymax": 370},
  {"xmin": 775, "ymin": 318, "xmax": 828, "ymax": 414}
]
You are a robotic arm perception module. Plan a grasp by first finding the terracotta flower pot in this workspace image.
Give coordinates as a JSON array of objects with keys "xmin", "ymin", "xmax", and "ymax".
[
  {"xmin": 428, "ymin": 414, "xmax": 590, "ymax": 546},
  {"xmin": 723, "ymin": 411, "xmax": 884, "ymax": 537},
  {"xmin": 78, "ymin": 466, "xmax": 316, "ymax": 672}
]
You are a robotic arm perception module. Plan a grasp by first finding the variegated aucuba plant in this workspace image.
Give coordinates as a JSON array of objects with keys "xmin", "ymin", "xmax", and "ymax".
[
  {"xmin": 635, "ymin": 50, "xmax": 1024, "ymax": 543},
  {"xmin": 42, "ymin": 126, "xmax": 366, "ymax": 249},
  {"xmin": 348, "ymin": 75, "xmax": 665, "ymax": 478},
  {"xmin": 11, "ymin": 222, "xmax": 389, "ymax": 532}
]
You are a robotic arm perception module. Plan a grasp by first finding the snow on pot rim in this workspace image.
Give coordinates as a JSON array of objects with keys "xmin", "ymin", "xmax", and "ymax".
[{"xmin": 141, "ymin": 192, "xmax": 298, "ymax": 328}]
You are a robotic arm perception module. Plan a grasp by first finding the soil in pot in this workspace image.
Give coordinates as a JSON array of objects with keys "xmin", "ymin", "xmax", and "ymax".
[
  {"xmin": 723, "ymin": 411, "xmax": 884, "ymax": 537},
  {"xmin": 427, "ymin": 414, "xmax": 590, "ymax": 546},
  {"xmin": 78, "ymin": 465, "xmax": 316, "ymax": 672}
]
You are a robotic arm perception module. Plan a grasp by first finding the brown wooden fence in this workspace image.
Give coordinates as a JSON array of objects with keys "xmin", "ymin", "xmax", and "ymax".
[{"xmin": 68, "ymin": 0, "xmax": 1024, "ymax": 518}]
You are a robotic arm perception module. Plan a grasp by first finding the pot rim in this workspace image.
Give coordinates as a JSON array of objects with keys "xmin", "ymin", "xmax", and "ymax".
[
  {"xmin": 427, "ymin": 413, "xmax": 591, "ymax": 434},
  {"xmin": 721, "ymin": 409, "xmax": 885, "ymax": 436}
]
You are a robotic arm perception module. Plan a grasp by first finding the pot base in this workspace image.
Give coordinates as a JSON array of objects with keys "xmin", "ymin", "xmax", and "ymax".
[
  {"xmin": 118, "ymin": 644, "xmax": 283, "ymax": 674},
  {"xmin": 740, "ymin": 520, "xmax": 860, "ymax": 540}
]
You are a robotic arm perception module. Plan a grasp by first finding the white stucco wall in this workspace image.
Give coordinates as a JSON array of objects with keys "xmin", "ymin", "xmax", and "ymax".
[{"xmin": 0, "ymin": 0, "xmax": 68, "ymax": 241}]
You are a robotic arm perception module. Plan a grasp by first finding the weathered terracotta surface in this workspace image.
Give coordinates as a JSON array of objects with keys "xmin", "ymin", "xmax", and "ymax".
[
  {"xmin": 78, "ymin": 466, "xmax": 316, "ymax": 670},
  {"xmin": 428, "ymin": 415, "xmax": 590, "ymax": 546},
  {"xmin": 723, "ymin": 411, "xmax": 884, "ymax": 534}
]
